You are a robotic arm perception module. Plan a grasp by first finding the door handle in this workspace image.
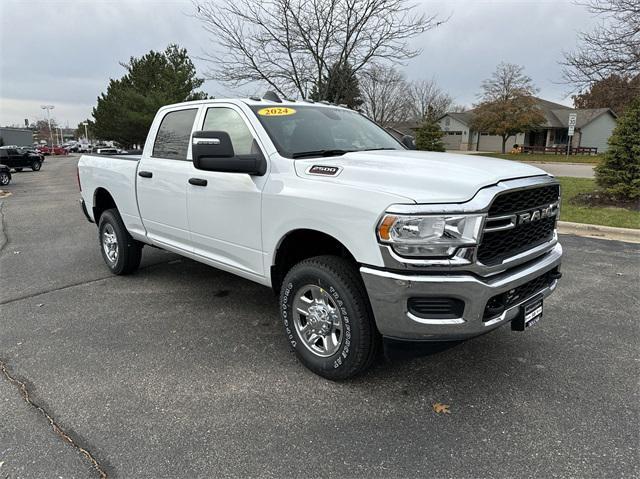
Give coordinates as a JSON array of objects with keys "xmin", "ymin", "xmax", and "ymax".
[
  {"xmin": 138, "ymin": 171, "xmax": 153, "ymax": 178},
  {"xmin": 189, "ymin": 178, "xmax": 208, "ymax": 187}
]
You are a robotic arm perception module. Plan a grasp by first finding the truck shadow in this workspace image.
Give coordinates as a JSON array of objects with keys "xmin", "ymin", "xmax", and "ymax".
[{"xmin": 128, "ymin": 254, "xmax": 545, "ymax": 393}]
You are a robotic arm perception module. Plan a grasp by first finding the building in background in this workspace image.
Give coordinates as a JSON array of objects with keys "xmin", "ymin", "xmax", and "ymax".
[
  {"xmin": 437, "ymin": 98, "xmax": 618, "ymax": 153},
  {"xmin": 0, "ymin": 127, "xmax": 34, "ymax": 147}
]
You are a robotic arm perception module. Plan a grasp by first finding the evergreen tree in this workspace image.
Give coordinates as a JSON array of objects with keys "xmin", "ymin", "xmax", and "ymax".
[
  {"xmin": 415, "ymin": 117, "xmax": 446, "ymax": 152},
  {"xmin": 310, "ymin": 62, "xmax": 363, "ymax": 109},
  {"xmin": 92, "ymin": 44, "xmax": 207, "ymax": 147},
  {"xmin": 594, "ymin": 95, "xmax": 640, "ymax": 201}
]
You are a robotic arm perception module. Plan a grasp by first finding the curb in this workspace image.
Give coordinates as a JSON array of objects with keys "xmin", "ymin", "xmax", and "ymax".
[{"xmin": 558, "ymin": 221, "xmax": 640, "ymax": 243}]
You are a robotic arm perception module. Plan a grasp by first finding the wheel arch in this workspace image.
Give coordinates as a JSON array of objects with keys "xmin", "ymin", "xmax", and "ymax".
[
  {"xmin": 271, "ymin": 228, "xmax": 358, "ymax": 294},
  {"xmin": 92, "ymin": 187, "xmax": 118, "ymax": 224}
]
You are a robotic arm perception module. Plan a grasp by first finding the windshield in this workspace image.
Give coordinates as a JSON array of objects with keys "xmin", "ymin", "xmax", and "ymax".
[{"xmin": 250, "ymin": 105, "xmax": 403, "ymax": 158}]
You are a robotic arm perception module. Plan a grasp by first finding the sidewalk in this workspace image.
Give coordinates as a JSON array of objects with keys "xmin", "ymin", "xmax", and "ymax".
[{"xmin": 523, "ymin": 162, "xmax": 594, "ymax": 178}]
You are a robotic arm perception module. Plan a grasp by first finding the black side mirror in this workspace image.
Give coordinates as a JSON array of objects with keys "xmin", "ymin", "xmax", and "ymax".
[
  {"xmin": 192, "ymin": 131, "xmax": 266, "ymax": 175},
  {"xmin": 401, "ymin": 135, "xmax": 416, "ymax": 150}
]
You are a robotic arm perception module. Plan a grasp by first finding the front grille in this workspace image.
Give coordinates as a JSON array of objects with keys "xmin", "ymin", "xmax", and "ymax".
[
  {"xmin": 488, "ymin": 184, "xmax": 560, "ymax": 216},
  {"xmin": 483, "ymin": 268, "xmax": 559, "ymax": 320},
  {"xmin": 477, "ymin": 184, "xmax": 559, "ymax": 265},
  {"xmin": 478, "ymin": 216, "xmax": 556, "ymax": 265},
  {"xmin": 408, "ymin": 297, "xmax": 465, "ymax": 319}
]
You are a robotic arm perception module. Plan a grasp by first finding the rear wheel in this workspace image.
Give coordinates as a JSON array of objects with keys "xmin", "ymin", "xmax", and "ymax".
[
  {"xmin": 98, "ymin": 209, "xmax": 142, "ymax": 275},
  {"xmin": 0, "ymin": 172, "xmax": 10, "ymax": 186},
  {"xmin": 280, "ymin": 255, "xmax": 379, "ymax": 379},
  {"xmin": 31, "ymin": 161, "xmax": 42, "ymax": 171}
]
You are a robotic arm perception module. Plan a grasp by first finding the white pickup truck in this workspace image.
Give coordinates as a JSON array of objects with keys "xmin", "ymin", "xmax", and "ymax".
[{"xmin": 78, "ymin": 94, "xmax": 563, "ymax": 379}]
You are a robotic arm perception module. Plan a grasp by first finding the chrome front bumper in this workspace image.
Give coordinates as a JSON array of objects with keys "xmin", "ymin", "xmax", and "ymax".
[{"xmin": 360, "ymin": 243, "xmax": 563, "ymax": 341}]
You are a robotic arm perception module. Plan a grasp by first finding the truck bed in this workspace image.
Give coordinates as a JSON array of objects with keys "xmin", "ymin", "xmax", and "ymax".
[{"xmin": 78, "ymin": 153, "xmax": 146, "ymax": 239}]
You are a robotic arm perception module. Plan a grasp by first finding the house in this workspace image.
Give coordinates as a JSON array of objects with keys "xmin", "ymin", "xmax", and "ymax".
[{"xmin": 437, "ymin": 98, "xmax": 618, "ymax": 153}]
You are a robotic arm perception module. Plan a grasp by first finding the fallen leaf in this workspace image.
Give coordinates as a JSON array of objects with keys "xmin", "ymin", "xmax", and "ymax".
[{"xmin": 433, "ymin": 402, "xmax": 451, "ymax": 414}]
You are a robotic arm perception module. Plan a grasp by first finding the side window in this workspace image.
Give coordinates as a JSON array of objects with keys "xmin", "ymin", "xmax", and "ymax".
[
  {"xmin": 152, "ymin": 108, "xmax": 198, "ymax": 160},
  {"xmin": 203, "ymin": 108, "xmax": 255, "ymax": 155}
]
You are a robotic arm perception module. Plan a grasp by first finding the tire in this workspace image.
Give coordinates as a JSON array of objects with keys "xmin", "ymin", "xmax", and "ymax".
[
  {"xmin": 280, "ymin": 255, "xmax": 379, "ymax": 379},
  {"xmin": 98, "ymin": 208, "xmax": 142, "ymax": 275},
  {"xmin": 31, "ymin": 161, "xmax": 41, "ymax": 171},
  {"xmin": 14, "ymin": 168, "xmax": 23, "ymax": 172},
  {"xmin": 0, "ymin": 172, "xmax": 10, "ymax": 186}
]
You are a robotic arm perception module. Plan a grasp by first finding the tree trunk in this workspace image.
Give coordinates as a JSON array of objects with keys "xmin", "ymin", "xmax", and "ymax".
[{"xmin": 501, "ymin": 136, "xmax": 507, "ymax": 154}]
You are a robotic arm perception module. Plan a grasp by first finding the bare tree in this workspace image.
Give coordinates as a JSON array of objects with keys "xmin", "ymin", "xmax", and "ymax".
[
  {"xmin": 360, "ymin": 65, "xmax": 412, "ymax": 126},
  {"xmin": 193, "ymin": 0, "xmax": 443, "ymax": 99},
  {"xmin": 449, "ymin": 104, "xmax": 468, "ymax": 113},
  {"xmin": 472, "ymin": 62, "xmax": 545, "ymax": 153},
  {"xmin": 409, "ymin": 78, "xmax": 453, "ymax": 120},
  {"xmin": 561, "ymin": 0, "xmax": 640, "ymax": 91},
  {"xmin": 479, "ymin": 62, "xmax": 539, "ymax": 102}
]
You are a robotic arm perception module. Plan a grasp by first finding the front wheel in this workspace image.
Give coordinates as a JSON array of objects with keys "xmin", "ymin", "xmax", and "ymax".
[
  {"xmin": 280, "ymin": 255, "xmax": 379, "ymax": 379},
  {"xmin": 0, "ymin": 172, "xmax": 10, "ymax": 186},
  {"xmin": 31, "ymin": 161, "xmax": 42, "ymax": 171},
  {"xmin": 98, "ymin": 209, "xmax": 142, "ymax": 275}
]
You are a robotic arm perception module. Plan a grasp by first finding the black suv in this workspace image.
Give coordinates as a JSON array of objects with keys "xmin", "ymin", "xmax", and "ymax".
[{"xmin": 0, "ymin": 147, "xmax": 44, "ymax": 171}]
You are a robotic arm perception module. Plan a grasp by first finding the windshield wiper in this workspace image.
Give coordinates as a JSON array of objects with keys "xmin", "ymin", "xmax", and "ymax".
[
  {"xmin": 360, "ymin": 147, "xmax": 397, "ymax": 151},
  {"xmin": 292, "ymin": 149, "xmax": 352, "ymax": 159}
]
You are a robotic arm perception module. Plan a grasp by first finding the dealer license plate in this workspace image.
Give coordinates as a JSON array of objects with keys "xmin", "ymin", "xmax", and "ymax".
[{"xmin": 512, "ymin": 295, "xmax": 543, "ymax": 331}]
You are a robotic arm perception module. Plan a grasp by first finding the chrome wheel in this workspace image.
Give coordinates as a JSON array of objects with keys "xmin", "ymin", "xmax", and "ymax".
[
  {"xmin": 102, "ymin": 223, "xmax": 119, "ymax": 264},
  {"xmin": 292, "ymin": 284, "xmax": 344, "ymax": 357},
  {"xmin": 0, "ymin": 173, "xmax": 9, "ymax": 185}
]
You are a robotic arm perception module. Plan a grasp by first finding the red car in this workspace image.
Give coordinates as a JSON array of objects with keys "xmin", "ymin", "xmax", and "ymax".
[{"xmin": 37, "ymin": 145, "xmax": 69, "ymax": 156}]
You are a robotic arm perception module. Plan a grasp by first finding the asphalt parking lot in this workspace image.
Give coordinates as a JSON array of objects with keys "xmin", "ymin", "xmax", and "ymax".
[{"xmin": 1, "ymin": 155, "xmax": 638, "ymax": 478}]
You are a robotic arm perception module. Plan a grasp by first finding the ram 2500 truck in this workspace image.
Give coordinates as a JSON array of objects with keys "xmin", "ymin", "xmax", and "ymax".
[{"xmin": 78, "ymin": 95, "xmax": 563, "ymax": 379}]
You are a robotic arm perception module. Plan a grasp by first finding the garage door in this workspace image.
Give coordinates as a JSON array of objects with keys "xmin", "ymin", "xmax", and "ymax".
[{"xmin": 442, "ymin": 131, "xmax": 463, "ymax": 150}]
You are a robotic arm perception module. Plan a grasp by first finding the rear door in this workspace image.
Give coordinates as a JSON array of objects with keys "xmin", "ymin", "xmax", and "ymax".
[
  {"xmin": 136, "ymin": 107, "xmax": 198, "ymax": 251},
  {"xmin": 186, "ymin": 104, "xmax": 266, "ymax": 276},
  {"xmin": 6, "ymin": 149, "xmax": 21, "ymax": 168}
]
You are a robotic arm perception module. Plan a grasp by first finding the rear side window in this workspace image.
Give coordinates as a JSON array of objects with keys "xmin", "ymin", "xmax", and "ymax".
[
  {"xmin": 152, "ymin": 108, "xmax": 198, "ymax": 160},
  {"xmin": 203, "ymin": 107, "xmax": 255, "ymax": 155}
]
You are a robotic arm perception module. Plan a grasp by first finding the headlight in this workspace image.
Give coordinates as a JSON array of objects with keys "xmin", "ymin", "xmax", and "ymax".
[{"xmin": 377, "ymin": 214, "xmax": 484, "ymax": 257}]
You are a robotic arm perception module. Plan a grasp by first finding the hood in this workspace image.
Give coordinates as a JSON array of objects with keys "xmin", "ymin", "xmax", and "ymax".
[{"xmin": 294, "ymin": 150, "xmax": 550, "ymax": 204}]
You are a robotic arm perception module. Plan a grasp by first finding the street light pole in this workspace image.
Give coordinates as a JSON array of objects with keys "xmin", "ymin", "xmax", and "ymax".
[
  {"xmin": 82, "ymin": 122, "xmax": 89, "ymax": 142},
  {"xmin": 41, "ymin": 105, "xmax": 55, "ymax": 148}
]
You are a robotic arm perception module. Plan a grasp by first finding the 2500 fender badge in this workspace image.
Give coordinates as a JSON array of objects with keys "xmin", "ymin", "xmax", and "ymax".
[{"xmin": 307, "ymin": 165, "xmax": 342, "ymax": 176}]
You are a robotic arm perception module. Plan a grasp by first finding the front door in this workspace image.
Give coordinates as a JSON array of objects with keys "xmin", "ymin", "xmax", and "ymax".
[
  {"xmin": 186, "ymin": 105, "xmax": 266, "ymax": 276},
  {"xmin": 136, "ymin": 107, "xmax": 198, "ymax": 251}
]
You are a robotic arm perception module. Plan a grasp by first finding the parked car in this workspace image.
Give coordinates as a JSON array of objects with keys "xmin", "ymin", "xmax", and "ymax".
[
  {"xmin": 78, "ymin": 95, "xmax": 563, "ymax": 379},
  {"xmin": 37, "ymin": 145, "xmax": 68, "ymax": 156},
  {"xmin": 0, "ymin": 146, "xmax": 44, "ymax": 171},
  {"xmin": 0, "ymin": 164, "xmax": 11, "ymax": 186},
  {"xmin": 95, "ymin": 147, "xmax": 119, "ymax": 155},
  {"xmin": 17, "ymin": 146, "xmax": 45, "ymax": 161}
]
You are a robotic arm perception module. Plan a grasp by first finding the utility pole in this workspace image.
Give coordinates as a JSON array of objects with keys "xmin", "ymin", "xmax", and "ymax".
[{"xmin": 41, "ymin": 105, "xmax": 55, "ymax": 148}]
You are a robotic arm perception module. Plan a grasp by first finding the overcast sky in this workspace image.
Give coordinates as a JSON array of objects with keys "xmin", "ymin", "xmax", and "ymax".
[{"xmin": 0, "ymin": 0, "xmax": 598, "ymax": 128}]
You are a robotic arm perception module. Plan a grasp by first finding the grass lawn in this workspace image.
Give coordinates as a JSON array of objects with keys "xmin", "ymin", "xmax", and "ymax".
[
  {"xmin": 475, "ymin": 152, "xmax": 602, "ymax": 164},
  {"xmin": 558, "ymin": 177, "xmax": 640, "ymax": 229}
]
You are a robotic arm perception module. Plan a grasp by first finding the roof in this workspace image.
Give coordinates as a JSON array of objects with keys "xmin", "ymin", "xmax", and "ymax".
[
  {"xmin": 441, "ymin": 97, "xmax": 617, "ymax": 130},
  {"xmin": 550, "ymin": 108, "xmax": 617, "ymax": 128},
  {"xmin": 159, "ymin": 97, "xmax": 349, "ymax": 112}
]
